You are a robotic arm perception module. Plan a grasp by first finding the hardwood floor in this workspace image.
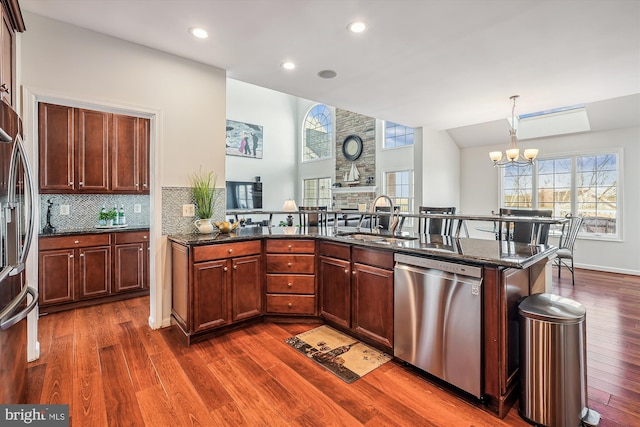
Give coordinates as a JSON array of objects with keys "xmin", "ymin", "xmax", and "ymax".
[{"xmin": 27, "ymin": 268, "xmax": 639, "ymax": 426}]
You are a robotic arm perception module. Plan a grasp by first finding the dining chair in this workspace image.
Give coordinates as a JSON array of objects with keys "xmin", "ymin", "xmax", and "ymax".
[
  {"xmin": 298, "ymin": 206, "xmax": 327, "ymax": 228},
  {"xmin": 497, "ymin": 208, "xmax": 552, "ymax": 244},
  {"xmin": 555, "ymin": 215, "xmax": 583, "ymax": 286},
  {"xmin": 418, "ymin": 206, "xmax": 456, "ymax": 236}
]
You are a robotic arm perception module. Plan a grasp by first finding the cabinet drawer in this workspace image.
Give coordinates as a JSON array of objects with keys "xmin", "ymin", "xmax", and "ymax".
[
  {"xmin": 39, "ymin": 233, "xmax": 111, "ymax": 250},
  {"xmin": 318, "ymin": 241, "xmax": 350, "ymax": 260},
  {"xmin": 266, "ymin": 274, "xmax": 315, "ymax": 294},
  {"xmin": 114, "ymin": 230, "xmax": 150, "ymax": 244},
  {"xmin": 266, "ymin": 294, "xmax": 316, "ymax": 315},
  {"xmin": 266, "ymin": 254, "xmax": 315, "ymax": 274},
  {"xmin": 352, "ymin": 246, "xmax": 394, "ymax": 270},
  {"xmin": 193, "ymin": 241, "xmax": 261, "ymax": 262},
  {"xmin": 266, "ymin": 239, "xmax": 315, "ymax": 254}
]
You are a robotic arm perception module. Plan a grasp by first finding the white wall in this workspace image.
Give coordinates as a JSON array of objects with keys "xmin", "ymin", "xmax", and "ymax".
[
  {"xmin": 421, "ymin": 128, "xmax": 460, "ymax": 208},
  {"xmin": 226, "ymin": 79, "xmax": 298, "ymax": 218},
  {"xmin": 461, "ymin": 126, "xmax": 640, "ymax": 275},
  {"xmin": 19, "ymin": 12, "xmax": 228, "ymax": 346}
]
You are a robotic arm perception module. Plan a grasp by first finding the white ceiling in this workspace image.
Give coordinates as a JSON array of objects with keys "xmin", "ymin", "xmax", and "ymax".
[{"xmin": 20, "ymin": 0, "xmax": 640, "ymax": 147}]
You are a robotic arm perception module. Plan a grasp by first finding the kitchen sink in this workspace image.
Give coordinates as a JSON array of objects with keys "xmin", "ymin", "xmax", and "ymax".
[{"xmin": 335, "ymin": 232, "xmax": 417, "ymax": 243}]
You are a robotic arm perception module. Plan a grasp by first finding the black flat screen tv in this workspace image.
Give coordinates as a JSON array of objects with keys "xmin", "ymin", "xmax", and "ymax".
[{"xmin": 226, "ymin": 181, "xmax": 262, "ymax": 210}]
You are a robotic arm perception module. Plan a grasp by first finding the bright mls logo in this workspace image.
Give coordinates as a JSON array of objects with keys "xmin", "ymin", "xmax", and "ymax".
[{"xmin": 1, "ymin": 405, "xmax": 68, "ymax": 426}]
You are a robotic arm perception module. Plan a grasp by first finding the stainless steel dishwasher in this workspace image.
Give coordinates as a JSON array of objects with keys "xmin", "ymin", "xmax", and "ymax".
[{"xmin": 394, "ymin": 253, "xmax": 483, "ymax": 398}]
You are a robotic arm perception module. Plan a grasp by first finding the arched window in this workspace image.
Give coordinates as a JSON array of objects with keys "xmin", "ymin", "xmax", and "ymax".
[{"xmin": 303, "ymin": 104, "xmax": 332, "ymax": 161}]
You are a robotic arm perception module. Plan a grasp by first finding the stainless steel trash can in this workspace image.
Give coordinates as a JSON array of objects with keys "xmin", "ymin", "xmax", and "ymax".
[{"xmin": 518, "ymin": 293, "xmax": 600, "ymax": 427}]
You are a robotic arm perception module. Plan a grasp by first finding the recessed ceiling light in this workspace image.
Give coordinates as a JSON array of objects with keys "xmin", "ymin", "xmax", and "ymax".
[
  {"xmin": 189, "ymin": 27, "xmax": 208, "ymax": 39},
  {"xmin": 318, "ymin": 70, "xmax": 337, "ymax": 79},
  {"xmin": 281, "ymin": 62, "xmax": 296, "ymax": 70},
  {"xmin": 348, "ymin": 21, "xmax": 367, "ymax": 33}
]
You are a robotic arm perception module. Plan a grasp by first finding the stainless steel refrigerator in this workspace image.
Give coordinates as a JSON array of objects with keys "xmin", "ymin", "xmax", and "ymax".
[{"xmin": 0, "ymin": 99, "xmax": 37, "ymax": 403}]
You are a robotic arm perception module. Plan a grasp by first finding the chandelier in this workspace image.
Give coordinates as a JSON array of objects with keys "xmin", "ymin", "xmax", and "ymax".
[{"xmin": 489, "ymin": 95, "xmax": 538, "ymax": 167}]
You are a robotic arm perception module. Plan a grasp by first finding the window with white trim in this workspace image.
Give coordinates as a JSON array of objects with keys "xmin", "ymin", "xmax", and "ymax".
[
  {"xmin": 501, "ymin": 151, "xmax": 620, "ymax": 238},
  {"xmin": 384, "ymin": 121, "xmax": 414, "ymax": 148},
  {"xmin": 384, "ymin": 170, "xmax": 414, "ymax": 226},
  {"xmin": 303, "ymin": 177, "xmax": 332, "ymax": 207},
  {"xmin": 303, "ymin": 104, "xmax": 332, "ymax": 161}
]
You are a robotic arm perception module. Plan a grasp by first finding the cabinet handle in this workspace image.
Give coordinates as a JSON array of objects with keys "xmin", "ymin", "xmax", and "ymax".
[
  {"xmin": 79, "ymin": 253, "xmax": 84, "ymax": 257},
  {"xmin": 79, "ymin": 181, "xmax": 84, "ymax": 186},
  {"xmin": 287, "ymin": 303, "xmax": 293, "ymax": 308},
  {"xmin": 223, "ymin": 267, "xmax": 228, "ymax": 272},
  {"xmin": 143, "ymin": 236, "xmax": 148, "ymax": 239},
  {"xmin": 69, "ymin": 254, "xmax": 74, "ymax": 259},
  {"xmin": 352, "ymin": 270, "xmax": 356, "ymax": 275},
  {"xmin": 344, "ymin": 269, "xmax": 349, "ymax": 274},
  {"xmin": 233, "ymin": 265, "xmax": 237, "ymax": 270},
  {"xmin": 139, "ymin": 248, "xmax": 143, "ymax": 252},
  {"xmin": 228, "ymin": 249, "xmax": 233, "ymax": 254},
  {"xmin": 69, "ymin": 181, "xmax": 74, "ymax": 186},
  {"xmin": 288, "ymin": 244, "xmax": 292, "ymax": 249},
  {"xmin": 74, "ymin": 240, "xmax": 80, "ymax": 244},
  {"xmin": 287, "ymin": 262, "xmax": 292, "ymax": 267},
  {"xmin": 0, "ymin": 83, "xmax": 9, "ymax": 94},
  {"xmin": 287, "ymin": 282, "xmax": 293, "ymax": 288},
  {"xmin": 143, "ymin": 184, "xmax": 148, "ymax": 188}
]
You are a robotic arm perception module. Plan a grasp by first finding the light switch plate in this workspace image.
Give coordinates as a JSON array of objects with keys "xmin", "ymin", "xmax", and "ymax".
[
  {"xmin": 134, "ymin": 204, "xmax": 142, "ymax": 213},
  {"xmin": 182, "ymin": 204, "xmax": 195, "ymax": 217},
  {"xmin": 60, "ymin": 204, "xmax": 70, "ymax": 215}
]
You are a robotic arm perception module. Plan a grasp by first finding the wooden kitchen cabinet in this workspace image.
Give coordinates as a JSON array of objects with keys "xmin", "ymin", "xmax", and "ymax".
[
  {"xmin": 38, "ymin": 234, "xmax": 111, "ymax": 307},
  {"xmin": 318, "ymin": 241, "xmax": 394, "ymax": 349},
  {"xmin": 38, "ymin": 248, "xmax": 75, "ymax": 305},
  {"xmin": 482, "ymin": 265, "xmax": 530, "ymax": 417},
  {"xmin": 171, "ymin": 240, "xmax": 262, "ymax": 344},
  {"xmin": 76, "ymin": 108, "xmax": 110, "ymax": 192},
  {"xmin": 38, "ymin": 103, "xmax": 75, "ymax": 192},
  {"xmin": 351, "ymin": 246, "xmax": 394, "ymax": 349},
  {"xmin": 0, "ymin": 0, "xmax": 23, "ymax": 107},
  {"xmin": 38, "ymin": 230, "xmax": 149, "ymax": 313},
  {"xmin": 38, "ymin": 103, "xmax": 150, "ymax": 194},
  {"xmin": 113, "ymin": 231, "xmax": 149, "ymax": 293},
  {"xmin": 112, "ymin": 114, "xmax": 150, "ymax": 193},
  {"xmin": 318, "ymin": 241, "xmax": 351, "ymax": 328},
  {"xmin": 265, "ymin": 239, "xmax": 316, "ymax": 316}
]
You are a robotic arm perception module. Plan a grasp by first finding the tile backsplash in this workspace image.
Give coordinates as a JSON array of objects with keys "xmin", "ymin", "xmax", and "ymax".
[
  {"xmin": 38, "ymin": 188, "xmax": 227, "ymax": 235},
  {"xmin": 39, "ymin": 194, "xmax": 151, "ymax": 233},
  {"xmin": 162, "ymin": 187, "xmax": 226, "ymax": 235}
]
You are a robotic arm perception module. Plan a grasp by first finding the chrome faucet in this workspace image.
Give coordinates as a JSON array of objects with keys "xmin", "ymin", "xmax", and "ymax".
[{"xmin": 363, "ymin": 195, "xmax": 399, "ymax": 234}]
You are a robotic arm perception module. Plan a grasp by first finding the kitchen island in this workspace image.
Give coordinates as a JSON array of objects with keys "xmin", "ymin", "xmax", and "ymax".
[{"xmin": 168, "ymin": 226, "xmax": 556, "ymax": 418}]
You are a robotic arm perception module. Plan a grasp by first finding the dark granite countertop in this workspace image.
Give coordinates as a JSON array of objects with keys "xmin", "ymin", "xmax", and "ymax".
[
  {"xmin": 39, "ymin": 225, "xmax": 150, "ymax": 237},
  {"xmin": 168, "ymin": 226, "xmax": 556, "ymax": 269}
]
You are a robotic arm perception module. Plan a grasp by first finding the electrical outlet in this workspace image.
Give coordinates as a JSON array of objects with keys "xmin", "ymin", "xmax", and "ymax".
[
  {"xmin": 134, "ymin": 204, "xmax": 142, "ymax": 213},
  {"xmin": 60, "ymin": 204, "xmax": 70, "ymax": 216},
  {"xmin": 182, "ymin": 204, "xmax": 195, "ymax": 217}
]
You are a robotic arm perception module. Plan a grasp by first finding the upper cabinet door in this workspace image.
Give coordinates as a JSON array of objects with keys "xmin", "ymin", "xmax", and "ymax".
[
  {"xmin": 0, "ymin": 8, "xmax": 14, "ymax": 106},
  {"xmin": 76, "ymin": 109, "xmax": 110, "ymax": 192},
  {"xmin": 111, "ymin": 114, "xmax": 139, "ymax": 192},
  {"xmin": 138, "ymin": 118, "xmax": 150, "ymax": 193},
  {"xmin": 39, "ymin": 103, "xmax": 75, "ymax": 192}
]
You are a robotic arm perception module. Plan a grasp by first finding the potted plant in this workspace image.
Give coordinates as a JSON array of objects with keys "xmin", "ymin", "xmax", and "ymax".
[
  {"xmin": 98, "ymin": 208, "xmax": 118, "ymax": 227},
  {"xmin": 190, "ymin": 167, "xmax": 217, "ymax": 233}
]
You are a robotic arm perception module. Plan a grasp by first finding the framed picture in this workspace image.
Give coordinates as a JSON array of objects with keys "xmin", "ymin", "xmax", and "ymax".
[{"xmin": 226, "ymin": 119, "xmax": 263, "ymax": 159}]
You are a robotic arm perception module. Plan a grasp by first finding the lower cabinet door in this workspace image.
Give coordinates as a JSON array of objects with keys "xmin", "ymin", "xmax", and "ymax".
[
  {"xmin": 113, "ymin": 243, "xmax": 145, "ymax": 293},
  {"xmin": 38, "ymin": 249, "xmax": 75, "ymax": 306},
  {"xmin": 232, "ymin": 255, "xmax": 263, "ymax": 322},
  {"xmin": 352, "ymin": 263, "xmax": 394, "ymax": 348},
  {"xmin": 78, "ymin": 246, "xmax": 111, "ymax": 299},
  {"xmin": 193, "ymin": 259, "xmax": 230, "ymax": 332},
  {"xmin": 318, "ymin": 256, "xmax": 351, "ymax": 328}
]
